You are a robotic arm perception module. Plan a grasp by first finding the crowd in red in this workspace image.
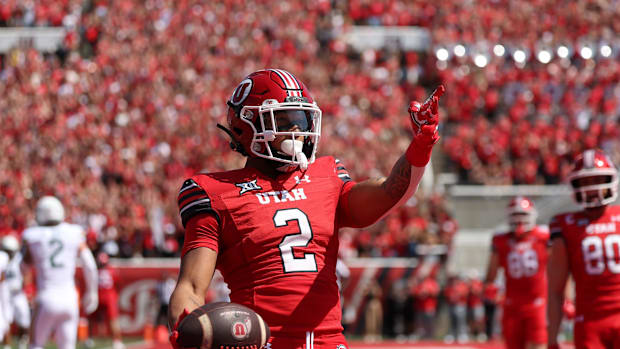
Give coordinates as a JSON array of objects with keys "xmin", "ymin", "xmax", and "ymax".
[
  {"xmin": 348, "ymin": 0, "xmax": 620, "ymax": 184},
  {"xmin": 1, "ymin": 0, "xmax": 618, "ymax": 259}
]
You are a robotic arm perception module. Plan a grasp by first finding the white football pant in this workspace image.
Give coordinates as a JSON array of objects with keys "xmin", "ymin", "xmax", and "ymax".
[{"xmin": 30, "ymin": 289, "xmax": 78, "ymax": 349}]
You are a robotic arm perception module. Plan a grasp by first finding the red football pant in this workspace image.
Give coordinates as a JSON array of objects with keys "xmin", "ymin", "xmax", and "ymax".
[
  {"xmin": 502, "ymin": 308, "xmax": 546, "ymax": 349},
  {"xmin": 574, "ymin": 311, "xmax": 620, "ymax": 349},
  {"xmin": 268, "ymin": 332, "xmax": 348, "ymax": 349}
]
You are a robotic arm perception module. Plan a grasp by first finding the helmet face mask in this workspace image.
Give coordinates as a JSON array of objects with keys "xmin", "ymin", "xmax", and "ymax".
[
  {"xmin": 568, "ymin": 149, "xmax": 619, "ymax": 209},
  {"xmin": 247, "ymin": 101, "xmax": 321, "ymax": 166},
  {"xmin": 224, "ymin": 69, "xmax": 322, "ymax": 172}
]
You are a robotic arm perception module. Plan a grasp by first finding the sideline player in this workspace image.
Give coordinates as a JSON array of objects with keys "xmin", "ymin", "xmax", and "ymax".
[
  {"xmin": 168, "ymin": 69, "xmax": 444, "ymax": 349},
  {"xmin": 1, "ymin": 235, "xmax": 31, "ymax": 349},
  {"xmin": 89, "ymin": 252, "xmax": 124, "ymax": 349},
  {"xmin": 22, "ymin": 196, "xmax": 99, "ymax": 349},
  {"xmin": 548, "ymin": 149, "xmax": 620, "ymax": 348},
  {"xmin": 484, "ymin": 196, "xmax": 549, "ymax": 349}
]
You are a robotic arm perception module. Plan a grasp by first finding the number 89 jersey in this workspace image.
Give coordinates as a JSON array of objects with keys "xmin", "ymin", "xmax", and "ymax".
[
  {"xmin": 550, "ymin": 205, "xmax": 620, "ymax": 317},
  {"xmin": 178, "ymin": 156, "xmax": 355, "ymax": 337},
  {"xmin": 492, "ymin": 227, "xmax": 549, "ymax": 312}
]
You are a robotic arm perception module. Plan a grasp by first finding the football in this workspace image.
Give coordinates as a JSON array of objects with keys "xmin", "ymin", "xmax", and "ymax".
[{"xmin": 176, "ymin": 302, "xmax": 270, "ymax": 349}]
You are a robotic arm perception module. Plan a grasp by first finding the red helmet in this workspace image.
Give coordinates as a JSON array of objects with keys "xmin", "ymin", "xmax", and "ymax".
[
  {"xmin": 507, "ymin": 196, "xmax": 537, "ymax": 238},
  {"xmin": 223, "ymin": 69, "xmax": 322, "ymax": 171},
  {"xmin": 568, "ymin": 149, "xmax": 618, "ymax": 208}
]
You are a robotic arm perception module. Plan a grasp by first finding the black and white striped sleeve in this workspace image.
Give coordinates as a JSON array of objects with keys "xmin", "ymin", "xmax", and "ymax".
[
  {"xmin": 177, "ymin": 179, "xmax": 219, "ymax": 227},
  {"xmin": 335, "ymin": 159, "xmax": 352, "ymax": 183}
]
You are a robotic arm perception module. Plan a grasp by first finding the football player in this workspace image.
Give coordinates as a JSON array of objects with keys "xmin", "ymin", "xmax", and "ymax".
[
  {"xmin": 484, "ymin": 196, "xmax": 549, "ymax": 349},
  {"xmin": 22, "ymin": 196, "xmax": 99, "ymax": 349},
  {"xmin": 548, "ymin": 149, "xmax": 620, "ymax": 349},
  {"xmin": 89, "ymin": 252, "xmax": 124, "ymax": 349},
  {"xmin": 168, "ymin": 69, "xmax": 444, "ymax": 349},
  {"xmin": 1, "ymin": 235, "xmax": 31, "ymax": 349}
]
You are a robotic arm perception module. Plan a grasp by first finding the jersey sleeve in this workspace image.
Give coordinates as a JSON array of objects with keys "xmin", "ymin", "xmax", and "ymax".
[
  {"xmin": 177, "ymin": 178, "xmax": 220, "ymax": 228},
  {"xmin": 549, "ymin": 215, "xmax": 563, "ymax": 240},
  {"xmin": 181, "ymin": 213, "xmax": 220, "ymax": 257}
]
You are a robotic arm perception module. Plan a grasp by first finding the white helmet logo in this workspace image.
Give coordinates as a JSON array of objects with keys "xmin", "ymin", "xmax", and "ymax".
[{"xmin": 230, "ymin": 78, "xmax": 253, "ymax": 106}]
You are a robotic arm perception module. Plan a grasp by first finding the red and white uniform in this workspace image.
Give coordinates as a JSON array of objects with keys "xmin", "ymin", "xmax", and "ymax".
[
  {"xmin": 550, "ymin": 205, "xmax": 620, "ymax": 347},
  {"xmin": 179, "ymin": 156, "xmax": 355, "ymax": 348},
  {"xmin": 492, "ymin": 226, "xmax": 549, "ymax": 347}
]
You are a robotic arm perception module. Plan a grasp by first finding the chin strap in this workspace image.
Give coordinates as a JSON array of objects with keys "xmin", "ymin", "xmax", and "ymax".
[{"xmin": 217, "ymin": 124, "xmax": 247, "ymax": 156}]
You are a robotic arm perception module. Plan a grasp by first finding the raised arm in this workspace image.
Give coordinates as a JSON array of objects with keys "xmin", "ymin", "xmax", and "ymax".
[{"xmin": 342, "ymin": 86, "xmax": 445, "ymax": 227}]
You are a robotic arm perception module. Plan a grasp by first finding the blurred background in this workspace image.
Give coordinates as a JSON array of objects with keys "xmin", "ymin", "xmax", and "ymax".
[{"xmin": 0, "ymin": 0, "xmax": 618, "ymax": 347}]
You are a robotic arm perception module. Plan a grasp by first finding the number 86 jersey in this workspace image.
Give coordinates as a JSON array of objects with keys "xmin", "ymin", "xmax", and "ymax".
[
  {"xmin": 550, "ymin": 205, "xmax": 620, "ymax": 318},
  {"xmin": 492, "ymin": 227, "xmax": 549, "ymax": 312},
  {"xmin": 178, "ymin": 156, "xmax": 355, "ymax": 338}
]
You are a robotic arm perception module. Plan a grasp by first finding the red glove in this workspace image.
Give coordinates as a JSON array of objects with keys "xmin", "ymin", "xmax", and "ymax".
[
  {"xmin": 405, "ymin": 85, "xmax": 445, "ymax": 166},
  {"xmin": 169, "ymin": 308, "xmax": 190, "ymax": 349}
]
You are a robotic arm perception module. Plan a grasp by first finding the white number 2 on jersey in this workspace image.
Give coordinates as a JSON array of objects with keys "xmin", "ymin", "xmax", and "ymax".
[
  {"xmin": 275, "ymin": 208, "xmax": 318, "ymax": 273},
  {"xmin": 582, "ymin": 234, "xmax": 620, "ymax": 275},
  {"xmin": 507, "ymin": 249, "xmax": 539, "ymax": 278}
]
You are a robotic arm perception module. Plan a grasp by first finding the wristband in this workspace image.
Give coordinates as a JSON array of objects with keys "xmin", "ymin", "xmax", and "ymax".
[{"xmin": 405, "ymin": 136, "xmax": 437, "ymax": 167}]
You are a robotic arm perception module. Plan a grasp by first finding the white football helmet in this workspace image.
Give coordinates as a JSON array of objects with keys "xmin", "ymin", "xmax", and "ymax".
[
  {"xmin": 507, "ymin": 196, "xmax": 537, "ymax": 238},
  {"xmin": 1, "ymin": 235, "xmax": 19, "ymax": 252},
  {"xmin": 35, "ymin": 196, "xmax": 65, "ymax": 225}
]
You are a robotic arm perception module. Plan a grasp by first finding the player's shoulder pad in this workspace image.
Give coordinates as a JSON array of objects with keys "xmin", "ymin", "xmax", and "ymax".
[
  {"xmin": 177, "ymin": 176, "xmax": 220, "ymax": 228},
  {"xmin": 308, "ymin": 156, "xmax": 353, "ymax": 183},
  {"xmin": 21, "ymin": 226, "xmax": 40, "ymax": 243},
  {"xmin": 61, "ymin": 222, "xmax": 85, "ymax": 239}
]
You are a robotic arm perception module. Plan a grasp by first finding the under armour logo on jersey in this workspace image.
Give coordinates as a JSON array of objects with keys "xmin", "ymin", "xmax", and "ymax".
[
  {"xmin": 235, "ymin": 179, "xmax": 262, "ymax": 195},
  {"xmin": 295, "ymin": 175, "xmax": 311, "ymax": 184}
]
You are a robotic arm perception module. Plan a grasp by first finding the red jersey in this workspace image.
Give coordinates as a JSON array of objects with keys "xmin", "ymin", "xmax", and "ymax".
[
  {"xmin": 492, "ymin": 226, "xmax": 549, "ymax": 311},
  {"xmin": 178, "ymin": 157, "xmax": 355, "ymax": 337},
  {"xmin": 549, "ymin": 205, "xmax": 620, "ymax": 318}
]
